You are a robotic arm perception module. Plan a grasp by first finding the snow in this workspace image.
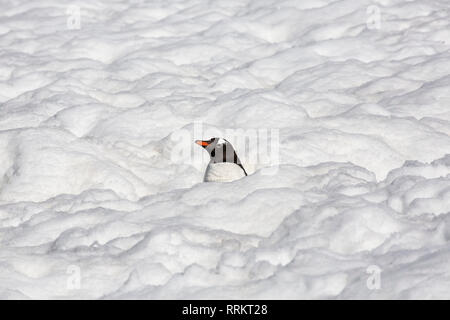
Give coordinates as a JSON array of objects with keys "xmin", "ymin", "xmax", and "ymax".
[{"xmin": 0, "ymin": 0, "xmax": 450, "ymax": 299}]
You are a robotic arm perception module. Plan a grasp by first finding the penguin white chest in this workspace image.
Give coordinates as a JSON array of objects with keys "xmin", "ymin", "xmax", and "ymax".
[{"xmin": 204, "ymin": 162, "xmax": 246, "ymax": 182}]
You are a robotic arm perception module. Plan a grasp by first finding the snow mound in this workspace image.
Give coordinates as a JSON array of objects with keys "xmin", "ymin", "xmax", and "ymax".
[{"xmin": 0, "ymin": 0, "xmax": 450, "ymax": 299}]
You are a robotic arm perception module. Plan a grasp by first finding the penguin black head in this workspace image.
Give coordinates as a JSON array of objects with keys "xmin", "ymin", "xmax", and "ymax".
[{"xmin": 195, "ymin": 138, "xmax": 248, "ymax": 176}]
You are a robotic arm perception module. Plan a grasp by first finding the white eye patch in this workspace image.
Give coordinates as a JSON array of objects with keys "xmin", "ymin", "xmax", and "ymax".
[{"xmin": 216, "ymin": 138, "xmax": 227, "ymax": 145}]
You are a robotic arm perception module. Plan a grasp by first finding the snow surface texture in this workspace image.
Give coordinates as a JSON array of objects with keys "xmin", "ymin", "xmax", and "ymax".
[{"xmin": 1, "ymin": 0, "xmax": 450, "ymax": 299}]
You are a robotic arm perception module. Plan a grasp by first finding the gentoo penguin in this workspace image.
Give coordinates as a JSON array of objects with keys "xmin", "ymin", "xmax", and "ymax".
[{"xmin": 195, "ymin": 138, "xmax": 248, "ymax": 182}]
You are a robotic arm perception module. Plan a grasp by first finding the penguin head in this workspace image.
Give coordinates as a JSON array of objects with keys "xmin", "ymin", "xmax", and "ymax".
[
  {"xmin": 195, "ymin": 137, "xmax": 220, "ymax": 152},
  {"xmin": 195, "ymin": 138, "xmax": 248, "ymax": 176},
  {"xmin": 195, "ymin": 138, "xmax": 236, "ymax": 163},
  {"xmin": 195, "ymin": 138, "xmax": 226, "ymax": 161}
]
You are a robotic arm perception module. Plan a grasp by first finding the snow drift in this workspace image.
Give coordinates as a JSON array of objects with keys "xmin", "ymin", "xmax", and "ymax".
[{"xmin": 0, "ymin": 0, "xmax": 449, "ymax": 299}]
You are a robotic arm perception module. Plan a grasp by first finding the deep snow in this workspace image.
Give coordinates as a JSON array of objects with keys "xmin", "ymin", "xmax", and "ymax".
[{"xmin": 0, "ymin": 0, "xmax": 450, "ymax": 299}]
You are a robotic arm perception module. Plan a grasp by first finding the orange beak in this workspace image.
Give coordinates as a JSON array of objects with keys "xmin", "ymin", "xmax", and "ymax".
[{"xmin": 195, "ymin": 140, "xmax": 210, "ymax": 147}]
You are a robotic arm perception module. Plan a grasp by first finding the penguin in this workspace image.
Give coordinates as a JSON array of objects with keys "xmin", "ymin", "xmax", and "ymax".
[{"xmin": 195, "ymin": 138, "xmax": 248, "ymax": 182}]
